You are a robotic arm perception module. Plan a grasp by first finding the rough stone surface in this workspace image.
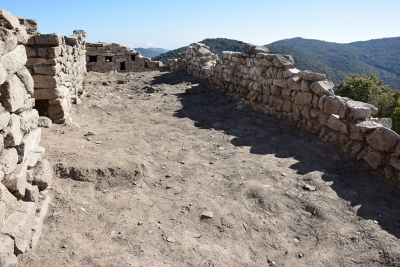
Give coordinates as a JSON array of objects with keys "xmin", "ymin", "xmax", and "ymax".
[
  {"xmin": 1, "ymin": 201, "xmax": 36, "ymax": 254},
  {"xmin": 366, "ymin": 127, "xmax": 400, "ymax": 153},
  {"xmin": 32, "ymin": 159, "xmax": 52, "ymax": 191},
  {"xmin": 297, "ymin": 70, "xmax": 326, "ymax": 81}
]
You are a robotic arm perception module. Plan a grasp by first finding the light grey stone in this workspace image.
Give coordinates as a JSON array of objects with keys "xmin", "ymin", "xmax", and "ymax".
[
  {"xmin": 366, "ymin": 127, "xmax": 400, "ymax": 153},
  {"xmin": 311, "ymin": 80, "xmax": 334, "ymax": 96},
  {"xmin": 3, "ymin": 114, "xmax": 23, "ymax": 148},
  {"xmin": 0, "ymin": 75, "xmax": 27, "ymax": 113},
  {"xmin": 363, "ymin": 151, "xmax": 384, "ymax": 169},
  {"xmin": 1, "ymin": 200, "xmax": 36, "ymax": 254},
  {"xmin": 0, "ymin": 149, "xmax": 18, "ymax": 175},
  {"xmin": 32, "ymin": 159, "xmax": 52, "ymax": 191},
  {"xmin": 327, "ymin": 114, "xmax": 347, "ymax": 133},
  {"xmin": 297, "ymin": 70, "xmax": 326, "ymax": 81},
  {"xmin": 347, "ymin": 100, "xmax": 372, "ymax": 121},
  {"xmin": 17, "ymin": 128, "xmax": 41, "ymax": 163}
]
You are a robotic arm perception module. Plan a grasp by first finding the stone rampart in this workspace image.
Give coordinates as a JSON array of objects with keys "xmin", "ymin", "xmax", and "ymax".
[
  {"xmin": 86, "ymin": 42, "xmax": 162, "ymax": 72},
  {"xmin": 25, "ymin": 30, "xmax": 87, "ymax": 123},
  {"xmin": 169, "ymin": 43, "xmax": 400, "ymax": 187},
  {"xmin": 0, "ymin": 9, "xmax": 52, "ymax": 265}
]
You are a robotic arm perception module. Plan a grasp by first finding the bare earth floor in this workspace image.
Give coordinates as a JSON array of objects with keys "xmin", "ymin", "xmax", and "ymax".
[{"xmin": 17, "ymin": 70, "xmax": 400, "ymax": 267}]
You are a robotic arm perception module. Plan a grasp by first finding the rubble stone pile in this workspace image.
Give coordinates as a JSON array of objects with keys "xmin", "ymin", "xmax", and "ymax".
[
  {"xmin": 86, "ymin": 42, "xmax": 162, "ymax": 72},
  {"xmin": 25, "ymin": 30, "xmax": 87, "ymax": 123},
  {"xmin": 170, "ymin": 43, "xmax": 400, "ymax": 186},
  {"xmin": 0, "ymin": 9, "xmax": 52, "ymax": 265}
]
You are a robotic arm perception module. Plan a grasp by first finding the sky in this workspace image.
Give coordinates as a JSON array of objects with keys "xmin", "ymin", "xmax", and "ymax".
[{"xmin": 2, "ymin": 0, "xmax": 400, "ymax": 50}]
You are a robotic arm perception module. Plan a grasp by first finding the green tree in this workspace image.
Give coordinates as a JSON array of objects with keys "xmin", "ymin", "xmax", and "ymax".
[{"xmin": 336, "ymin": 74, "xmax": 396, "ymax": 117}]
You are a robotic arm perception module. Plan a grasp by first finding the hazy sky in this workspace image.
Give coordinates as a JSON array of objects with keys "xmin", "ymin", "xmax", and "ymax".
[{"xmin": 2, "ymin": 0, "xmax": 399, "ymax": 50}]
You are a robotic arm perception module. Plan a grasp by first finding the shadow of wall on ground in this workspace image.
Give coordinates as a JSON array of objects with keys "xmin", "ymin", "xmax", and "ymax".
[{"xmin": 152, "ymin": 71, "xmax": 400, "ymax": 239}]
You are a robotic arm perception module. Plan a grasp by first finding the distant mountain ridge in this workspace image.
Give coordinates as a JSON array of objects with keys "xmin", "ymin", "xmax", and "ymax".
[
  {"xmin": 135, "ymin": 47, "xmax": 169, "ymax": 58},
  {"xmin": 154, "ymin": 37, "xmax": 400, "ymax": 88},
  {"xmin": 267, "ymin": 37, "xmax": 400, "ymax": 88}
]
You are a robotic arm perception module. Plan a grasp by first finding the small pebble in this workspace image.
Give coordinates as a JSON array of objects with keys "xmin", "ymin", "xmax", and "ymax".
[{"xmin": 201, "ymin": 211, "xmax": 213, "ymax": 219}]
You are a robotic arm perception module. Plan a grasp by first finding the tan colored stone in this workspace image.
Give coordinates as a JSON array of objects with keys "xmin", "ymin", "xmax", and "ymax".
[
  {"xmin": 38, "ymin": 117, "xmax": 52, "ymax": 128},
  {"xmin": 297, "ymin": 70, "xmax": 326, "ymax": 81},
  {"xmin": 0, "ymin": 45, "xmax": 27, "ymax": 85},
  {"xmin": 366, "ymin": 127, "xmax": 400, "ymax": 153},
  {"xmin": 30, "ymin": 194, "xmax": 51, "ymax": 249},
  {"xmin": 34, "ymin": 33, "xmax": 63, "ymax": 45},
  {"xmin": 0, "ymin": 234, "xmax": 17, "ymax": 267},
  {"xmin": 0, "ymin": 112, "xmax": 11, "ymax": 131},
  {"xmin": 1, "ymin": 200, "xmax": 36, "ymax": 254},
  {"xmin": 25, "ymin": 146, "xmax": 45, "ymax": 168},
  {"xmin": 19, "ymin": 109, "xmax": 39, "ymax": 135},
  {"xmin": 15, "ymin": 67, "xmax": 34, "ymax": 95},
  {"xmin": 2, "ymin": 160, "xmax": 29, "ymax": 198},
  {"xmin": 310, "ymin": 80, "xmax": 334, "ymax": 96},
  {"xmin": 17, "ymin": 128, "xmax": 41, "ymax": 163},
  {"xmin": 0, "ymin": 75, "xmax": 27, "ymax": 113},
  {"xmin": 32, "ymin": 75, "xmax": 58, "ymax": 89},
  {"xmin": 3, "ymin": 114, "xmax": 23, "ymax": 147},
  {"xmin": 0, "ymin": 9, "xmax": 20, "ymax": 30},
  {"xmin": 0, "ymin": 149, "xmax": 18, "ymax": 175},
  {"xmin": 33, "ymin": 86, "xmax": 69, "ymax": 100},
  {"xmin": 32, "ymin": 159, "xmax": 52, "ymax": 191},
  {"xmin": 22, "ymin": 184, "xmax": 38, "ymax": 203},
  {"xmin": 294, "ymin": 92, "xmax": 313, "ymax": 105},
  {"xmin": 323, "ymin": 96, "xmax": 347, "ymax": 118}
]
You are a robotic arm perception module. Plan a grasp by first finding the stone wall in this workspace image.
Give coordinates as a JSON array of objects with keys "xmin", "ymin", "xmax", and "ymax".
[
  {"xmin": 86, "ymin": 42, "xmax": 162, "ymax": 72},
  {"xmin": 0, "ymin": 9, "xmax": 52, "ymax": 265},
  {"xmin": 25, "ymin": 30, "xmax": 87, "ymax": 123},
  {"xmin": 170, "ymin": 43, "xmax": 400, "ymax": 187}
]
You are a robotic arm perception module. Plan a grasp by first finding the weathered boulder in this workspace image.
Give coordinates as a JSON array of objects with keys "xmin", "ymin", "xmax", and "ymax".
[
  {"xmin": 297, "ymin": 70, "xmax": 326, "ymax": 81},
  {"xmin": 0, "ymin": 75, "xmax": 28, "ymax": 113},
  {"xmin": 366, "ymin": 127, "xmax": 400, "ymax": 152},
  {"xmin": 327, "ymin": 114, "xmax": 347, "ymax": 133},
  {"xmin": 0, "ymin": 149, "xmax": 19, "ymax": 175},
  {"xmin": 2, "ymin": 161, "xmax": 29, "ymax": 198},
  {"xmin": 294, "ymin": 92, "xmax": 313, "ymax": 105},
  {"xmin": 32, "ymin": 159, "xmax": 52, "ymax": 191},
  {"xmin": 0, "ymin": 9, "xmax": 20, "ymax": 30},
  {"xmin": 0, "ymin": 234, "xmax": 17, "ymax": 267},
  {"xmin": 17, "ymin": 128, "xmax": 41, "ymax": 163},
  {"xmin": 347, "ymin": 101, "xmax": 372, "ymax": 121},
  {"xmin": 363, "ymin": 150, "xmax": 384, "ymax": 169},
  {"xmin": 310, "ymin": 80, "xmax": 334, "ymax": 96},
  {"xmin": 1, "ymin": 201, "xmax": 36, "ymax": 254}
]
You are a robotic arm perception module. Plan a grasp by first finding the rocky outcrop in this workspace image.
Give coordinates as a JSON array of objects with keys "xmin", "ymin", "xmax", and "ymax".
[{"xmin": 169, "ymin": 43, "xmax": 400, "ymax": 187}]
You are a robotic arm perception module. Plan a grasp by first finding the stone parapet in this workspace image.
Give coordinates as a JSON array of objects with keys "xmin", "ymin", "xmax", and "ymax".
[
  {"xmin": 0, "ymin": 9, "xmax": 52, "ymax": 265},
  {"xmin": 26, "ymin": 30, "xmax": 87, "ymax": 123},
  {"xmin": 169, "ymin": 43, "xmax": 400, "ymax": 187},
  {"xmin": 86, "ymin": 42, "xmax": 162, "ymax": 72}
]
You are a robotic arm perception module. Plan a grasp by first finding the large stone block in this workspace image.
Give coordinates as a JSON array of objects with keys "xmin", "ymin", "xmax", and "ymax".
[
  {"xmin": 0, "ymin": 45, "xmax": 27, "ymax": 85},
  {"xmin": 0, "ymin": 234, "xmax": 17, "ymax": 267},
  {"xmin": 30, "ymin": 194, "xmax": 51, "ymax": 249},
  {"xmin": 363, "ymin": 151, "xmax": 384, "ymax": 169},
  {"xmin": 0, "ymin": 75, "xmax": 27, "ymax": 113},
  {"xmin": 0, "ymin": 183, "xmax": 17, "ymax": 221},
  {"xmin": 310, "ymin": 80, "xmax": 334, "ymax": 96},
  {"xmin": 15, "ymin": 67, "xmax": 34, "ymax": 95},
  {"xmin": 297, "ymin": 70, "xmax": 326, "ymax": 81},
  {"xmin": 34, "ymin": 33, "xmax": 63, "ymax": 45},
  {"xmin": 294, "ymin": 92, "xmax": 313, "ymax": 105},
  {"xmin": 366, "ymin": 127, "xmax": 400, "ymax": 152},
  {"xmin": 1, "ymin": 200, "xmax": 36, "ymax": 254},
  {"xmin": 32, "ymin": 159, "xmax": 52, "ymax": 191},
  {"xmin": 0, "ymin": 9, "xmax": 20, "ymax": 30},
  {"xmin": 26, "ymin": 58, "xmax": 56, "ymax": 67},
  {"xmin": 32, "ymin": 75, "xmax": 58, "ymax": 89},
  {"xmin": 19, "ymin": 109, "xmax": 39, "ymax": 135},
  {"xmin": 2, "ymin": 160, "xmax": 29, "ymax": 198},
  {"xmin": 33, "ymin": 86, "xmax": 68, "ymax": 100},
  {"xmin": 323, "ymin": 96, "xmax": 347, "ymax": 118},
  {"xmin": 0, "ymin": 149, "xmax": 18, "ymax": 175},
  {"xmin": 347, "ymin": 101, "xmax": 372, "ymax": 121},
  {"xmin": 0, "ymin": 112, "xmax": 11, "ymax": 131},
  {"xmin": 3, "ymin": 114, "xmax": 23, "ymax": 147},
  {"xmin": 0, "ymin": 27, "xmax": 18, "ymax": 55},
  {"xmin": 17, "ymin": 128, "xmax": 41, "ymax": 163},
  {"xmin": 350, "ymin": 120, "xmax": 382, "ymax": 141},
  {"xmin": 327, "ymin": 114, "xmax": 348, "ymax": 133},
  {"xmin": 25, "ymin": 146, "xmax": 45, "ymax": 168}
]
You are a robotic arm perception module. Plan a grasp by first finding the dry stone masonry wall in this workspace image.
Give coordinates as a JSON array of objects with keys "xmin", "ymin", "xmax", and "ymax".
[
  {"xmin": 170, "ymin": 43, "xmax": 400, "ymax": 187},
  {"xmin": 0, "ymin": 9, "xmax": 52, "ymax": 265},
  {"xmin": 25, "ymin": 30, "xmax": 87, "ymax": 123},
  {"xmin": 86, "ymin": 42, "xmax": 162, "ymax": 72}
]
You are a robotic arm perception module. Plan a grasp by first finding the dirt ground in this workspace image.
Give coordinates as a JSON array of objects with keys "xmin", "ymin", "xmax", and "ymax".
[{"xmin": 17, "ymin": 70, "xmax": 400, "ymax": 267}]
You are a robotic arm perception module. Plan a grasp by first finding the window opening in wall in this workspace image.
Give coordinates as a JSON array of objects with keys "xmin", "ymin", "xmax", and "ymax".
[
  {"xmin": 105, "ymin": 56, "xmax": 113, "ymax": 62},
  {"xmin": 120, "ymin": 62, "xmax": 126, "ymax": 71},
  {"xmin": 35, "ymin": 100, "xmax": 49, "ymax": 117},
  {"xmin": 131, "ymin": 55, "xmax": 136, "ymax": 61},
  {"xmin": 88, "ymin": 56, "xmax": 97, "ymax": 62},
  {"xmin": 145, "ymin": 62, "xmax": 148, "ymax": 69}
]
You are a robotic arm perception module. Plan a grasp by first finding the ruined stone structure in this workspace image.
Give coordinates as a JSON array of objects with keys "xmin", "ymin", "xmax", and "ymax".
[
  {"xmin": 0, "ymin": 9, "xmax": 52, "ymax": 265},
  {"xmin": 169, "ymin": 43, "xmax": 400, "ymax": 186},
  {"xmin": 25, "ymin": 31, "xmax": 87, "ymax": 123},
  {"xmin": 86, "ymin": 42, "xmax": 162, "ymax": 72}
]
